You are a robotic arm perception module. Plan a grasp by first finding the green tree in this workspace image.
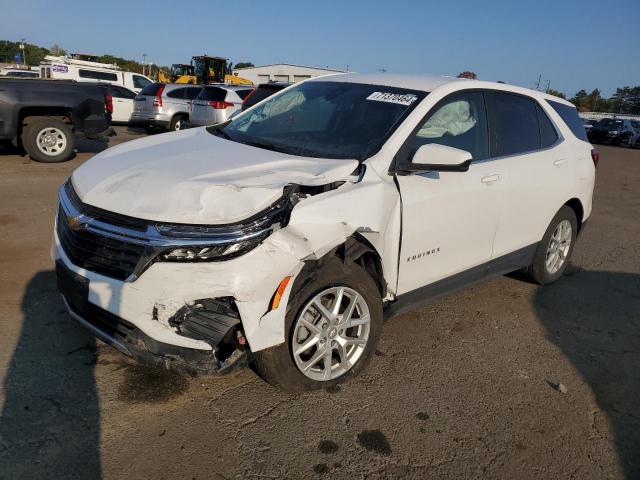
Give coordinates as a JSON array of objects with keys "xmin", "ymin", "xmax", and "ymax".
[
  {"xmin": 49, "ymin": 44, "xmax": 66, "ymax": 56},
  {"xmin": 234, "ymin": 62, "xmax": 254, "ymax": 69},
  {"xmin": 0, "ymin": 40, "xmax": 49, "ymax": 66},
  {"xmin": 546, "ymin": 89, "xmax": 566, "ymax": 99}
]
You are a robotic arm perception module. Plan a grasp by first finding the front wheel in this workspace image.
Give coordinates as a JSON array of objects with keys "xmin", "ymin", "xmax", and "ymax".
[
  {"xmin": 252, "ymin": 258, "xmax": 382, "ymax": 392},
  {"xmin": 525, "ymin": 205, "xmax": 578, "ymax": 285}
]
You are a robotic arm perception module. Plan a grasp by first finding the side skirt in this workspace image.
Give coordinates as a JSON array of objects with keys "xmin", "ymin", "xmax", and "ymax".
[{"xmin": 384, "ymin": 243, "xmax": 538, "ymax": 319}]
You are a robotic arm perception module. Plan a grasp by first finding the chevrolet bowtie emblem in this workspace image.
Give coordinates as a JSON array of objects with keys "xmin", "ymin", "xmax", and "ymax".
[{"xmin": 67, "ymin": 213, "xmax": 90, "ymax": 230}]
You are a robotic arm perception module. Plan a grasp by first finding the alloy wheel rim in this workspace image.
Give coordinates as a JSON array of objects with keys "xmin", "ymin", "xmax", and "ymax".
[
  {"xmin": 545, "ymin": 219, "xmax": 572, "ymax": 274},
  {"xmin": 292, "ymin": 286, "xmax": 370, "ymax": 382},
  {"xmin": 36, "ymin": 127, "xmax": 67, "ymax": 156},
  {"xmin": 174, "ymin": 120, "xmax": 182, "ymax": 130}
]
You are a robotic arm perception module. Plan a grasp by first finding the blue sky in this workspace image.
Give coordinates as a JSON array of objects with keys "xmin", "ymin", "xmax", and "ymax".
[{"xmin": 2, "ymin": 0, "xmax": 638, "ymax": 97}]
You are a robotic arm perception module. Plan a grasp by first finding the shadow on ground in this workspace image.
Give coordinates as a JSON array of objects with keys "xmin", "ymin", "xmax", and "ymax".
[
  {"xmin": 533, "ymin": 267, "xmax": 640, "ymax": 478},
  {"xmin": 0, "ymin": 270, "xmax": 101, "ymax": 479}
]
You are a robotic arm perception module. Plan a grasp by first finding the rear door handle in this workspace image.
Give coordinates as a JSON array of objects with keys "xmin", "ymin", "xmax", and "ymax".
[
  {"xmin": 481, "ymin": 174, "xmax": 501, "ymax": 184},
  {"xmin": 553, "ymin": 158, "xmax": 567, "ymax": 166}
]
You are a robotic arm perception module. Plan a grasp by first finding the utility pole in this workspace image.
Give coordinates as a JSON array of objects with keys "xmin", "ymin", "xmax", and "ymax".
[
  {"xmin": 534, "ymin": 74, "xmax": 542, "ymax": 90},
  {"xmin": 142, "ymin": 53, "xmax": 148, "ymax": 76},
  {"xmin": 545, "ymin": 80, "xmax": 551, "ymax": 93},
  {"xmin": 19, "ymin": 38, "xmax": 26, "ymax": 66}
]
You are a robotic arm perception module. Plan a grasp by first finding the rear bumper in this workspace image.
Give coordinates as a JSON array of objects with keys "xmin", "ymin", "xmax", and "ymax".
[{"xmin": 129, "ymin": 112, "xmax": 170, "ymax": 129}]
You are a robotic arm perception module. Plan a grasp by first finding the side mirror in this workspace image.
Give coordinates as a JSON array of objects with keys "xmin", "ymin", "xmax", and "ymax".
[{"xmin": 399, "ymin": 144, "xmax": 472, "ymax": 173}]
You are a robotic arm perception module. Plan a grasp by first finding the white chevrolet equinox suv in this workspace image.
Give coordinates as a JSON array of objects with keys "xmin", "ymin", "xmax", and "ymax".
[{"xmin": 54, "ymin": 74, "xmax": 597, "ymax": 391}]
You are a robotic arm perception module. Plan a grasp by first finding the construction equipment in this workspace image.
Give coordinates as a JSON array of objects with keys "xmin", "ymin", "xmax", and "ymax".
[
  {"xmin": 156, "ymin": 56, "xmax": 253, "ymax": 85},
  {"xmin": 192, "ymin": 55, "xmax": 253, "ymax": 85}
]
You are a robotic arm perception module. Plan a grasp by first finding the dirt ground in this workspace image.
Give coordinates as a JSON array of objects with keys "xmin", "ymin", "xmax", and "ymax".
[{"xmin": 0, "ymin": 129, "xmax": 638, "ymax": 480}]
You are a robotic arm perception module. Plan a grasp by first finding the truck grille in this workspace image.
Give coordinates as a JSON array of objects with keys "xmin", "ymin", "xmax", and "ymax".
[{"xmin": 56, "ymin": 204, "xmax": 146, "ymax": 280}]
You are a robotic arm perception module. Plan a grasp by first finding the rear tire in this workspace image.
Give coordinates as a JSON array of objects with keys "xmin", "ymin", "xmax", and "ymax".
[
  {"xmin": 169, "ymin": 115, "xmax": 186, "ymax": 131},
  {"xmin": 252, "ymin": 258, "xmax": 383, "ymax": 392},
  {"xmin": 22, "ymin": 118, "xmax": 75, "ymax": 163},
  {"xmin": 525, "ymin": 205, "xmax": 578, "ymax": 285}
]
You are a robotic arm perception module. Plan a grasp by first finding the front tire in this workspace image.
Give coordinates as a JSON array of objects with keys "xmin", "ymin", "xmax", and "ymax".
[
  {"xmin": 525, "ymin": 205, "xmax": 578, "ymax": 285},
  {"xmin": 22, "ymin": 118, "xmax": 75, "ymax": 163},
  {"xmin": 252, "ymin": 258, "xmax": 383, "ymax": 392}
]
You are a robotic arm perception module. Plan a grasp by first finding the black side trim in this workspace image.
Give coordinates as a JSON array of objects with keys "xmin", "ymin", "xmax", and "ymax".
[{"xmin": 385, "ymin": 243, "xmax": 537, "ymax": 319}]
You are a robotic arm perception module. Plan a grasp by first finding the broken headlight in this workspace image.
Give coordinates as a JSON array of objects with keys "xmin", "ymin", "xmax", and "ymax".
[{"xmin": 155, "ymin": 198, "xmax": 291, "ymax": 262}]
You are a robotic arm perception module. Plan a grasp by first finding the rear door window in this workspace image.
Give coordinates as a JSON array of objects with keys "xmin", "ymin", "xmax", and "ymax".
[
  {"xmin": 547, "ymin": 100, "xmax": 589, "ymax": 141},
  {"xmin": 185, "ymin": 87, "xmax": 203, "ymax": 100},
  {"xmin": 488, "ymin": 92, "xmax": 540, "ymax": 156}
]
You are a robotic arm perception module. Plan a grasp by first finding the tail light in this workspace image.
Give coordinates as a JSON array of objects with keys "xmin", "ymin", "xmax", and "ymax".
[
  {"xmin": 591, "ymin": 148, "xmax": 599, "ymax": 167},
  {"xmin": 104, "ymin": 94, "xmax": 113, "ymax": 114},
  {"xmin": 208, "ymin": 100, "xmax": 235, "ymax": 109},
  {"xmin": 153, "ymin": 85, "xmax": 165, "ymax": 107}
]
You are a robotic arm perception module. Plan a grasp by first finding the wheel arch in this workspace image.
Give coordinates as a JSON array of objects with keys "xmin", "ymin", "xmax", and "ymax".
[
  {"xmin": 292, "ymin": 234, "xmax": 387, "ymax": 300},
  {"xmin": 564, "ymin": 198, "xmax": 584, "ymax": 232}
]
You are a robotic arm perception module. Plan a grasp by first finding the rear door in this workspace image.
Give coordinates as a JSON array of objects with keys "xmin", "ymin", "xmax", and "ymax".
[
  {"xmin": 396, "ymin": 91, "xmax": 505, "ymax": 294},
  {"xmin": 486, "ymin": 91, "xmax": 568, "ymax": 257}
]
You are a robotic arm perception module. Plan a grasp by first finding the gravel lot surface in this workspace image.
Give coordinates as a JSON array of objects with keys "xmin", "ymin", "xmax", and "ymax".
[{"xmin": 0, "ymin": 129, "xmax": 638, "ymax": 479}]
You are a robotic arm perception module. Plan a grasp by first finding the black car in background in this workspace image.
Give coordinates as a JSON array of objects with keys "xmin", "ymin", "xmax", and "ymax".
[
  {"xmin": 587, "ymin": 118, "xmax": 640, "ymax": 145},
  {"xmin": 241, "ymin": 81, "xmax": 292, "ymax": 111}
]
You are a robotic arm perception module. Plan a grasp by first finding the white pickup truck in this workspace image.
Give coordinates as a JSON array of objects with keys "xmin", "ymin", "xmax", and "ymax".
[{"xmin": 54, "ymin": 73, "xmax": 596, "ymax": 391}]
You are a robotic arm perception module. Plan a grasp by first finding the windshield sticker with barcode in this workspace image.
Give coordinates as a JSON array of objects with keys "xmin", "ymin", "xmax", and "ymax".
[{"xmin": 366, "ymin": 92, "xmax": 417, "ymax": 106}]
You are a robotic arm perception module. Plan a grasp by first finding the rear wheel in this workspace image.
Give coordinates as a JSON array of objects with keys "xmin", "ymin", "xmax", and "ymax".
[
  {"xmin": 525, "ymin": 205, "xmax": 578, "ymax": 285},
  {"xmin": 169, "ymin": 115, "xmax": 186, "ymax": 131},
  {"xmin": 252, "ymin": 258, "xmax": 382, "ymax": 391},
  {"xmin": 22, "ymin": 118, "xmax": 75, "ymax": 163}
]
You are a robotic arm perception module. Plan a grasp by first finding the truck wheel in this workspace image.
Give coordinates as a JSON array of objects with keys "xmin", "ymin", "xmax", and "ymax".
[
  {"xmin": 525, "ymin": 205, "xmax": 577, "ymax": 285},
  {"xmin": 23, "ymin": 118, "xmax": 75, "ymax": 163},
  {"xmin": 252, "ymin": 258, "xmax": 383, "ymax": 392}
]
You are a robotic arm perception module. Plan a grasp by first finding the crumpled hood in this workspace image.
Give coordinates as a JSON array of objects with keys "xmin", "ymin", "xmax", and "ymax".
[{"xmin": 72, "ymin": 127, "xmax": 359, "ymax": 224}]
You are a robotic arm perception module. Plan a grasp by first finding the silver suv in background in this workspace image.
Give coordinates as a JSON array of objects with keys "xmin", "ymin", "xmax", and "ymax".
[
  {"xmin": 189, "ymin": 85, "xmax": 254, "ymax": 127},
  {"xmin": 131, "ymin": 83, "xmax": 203, "ymax": 131}
]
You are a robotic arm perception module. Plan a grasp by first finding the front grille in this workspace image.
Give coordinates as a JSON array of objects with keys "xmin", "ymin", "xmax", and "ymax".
[{"xmin": 57, "ymin": 204, "xmax": 146, "ymax": 280}]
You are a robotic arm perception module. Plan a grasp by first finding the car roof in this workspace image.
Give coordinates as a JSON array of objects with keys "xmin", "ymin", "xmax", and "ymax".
[
  {"xmin": 257, "ymin": 81, "xmax": 292, "ymax": 88},
  {"xmin": 309, "ymin": 73, "xmax": 574, "ymax": 106}
]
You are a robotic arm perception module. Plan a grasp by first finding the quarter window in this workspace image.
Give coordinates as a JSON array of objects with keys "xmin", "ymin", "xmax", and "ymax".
[
  {"xmin": 537, "ymin": 104, "xmax": 558, "ymax": 148},
  {"xmin": 409, "ymin": 91, "xmax": 488, "ymax": 161},
  {"xmin": 488, "ymin": 92, "xmax": 540, "ymax": 156},
  {"xmin": 547, "ymin": 100, "xmax": 588, "ymax": 141}
]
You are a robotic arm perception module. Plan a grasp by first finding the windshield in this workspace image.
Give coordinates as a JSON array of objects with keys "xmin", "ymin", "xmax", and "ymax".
[{"xmin": 219, "ymin": 81, "xmax": 426, "ymax": 159}]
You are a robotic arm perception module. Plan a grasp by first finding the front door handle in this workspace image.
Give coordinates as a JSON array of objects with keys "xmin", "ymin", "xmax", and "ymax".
[
  {"xmin": 481, "ymin": 174, "xmax": 501, "ymax": 184},
  {"xmin": 553, "ymin": 158, "xmax": 567, "ymax": 167}
]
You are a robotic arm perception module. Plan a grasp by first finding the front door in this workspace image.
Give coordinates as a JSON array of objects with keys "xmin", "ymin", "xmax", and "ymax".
[{"xmin": 395, "ymin": 91, "xmax": 504, "ymax": 294}]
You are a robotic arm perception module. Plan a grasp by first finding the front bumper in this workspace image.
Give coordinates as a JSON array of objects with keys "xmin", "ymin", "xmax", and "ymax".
[{"xmin": 56, "ymin": 260, "xmax": 249, "ymax": 375}]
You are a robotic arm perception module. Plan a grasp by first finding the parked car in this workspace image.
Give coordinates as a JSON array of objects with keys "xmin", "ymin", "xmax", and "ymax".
[
  {"xmin": 0, "ymin": 78, "xmax": 111, "ymax": 162},
  {"xmin": 582, "ymin": 118, "xmax": 597, "ymax": 133},
  {"xmin": 93, "ymin": 84, "xmax": 137, "ymax": 123},
  {"xmin": 189, "ymin": 85, "xmax": 254, "ymax": 127},
  {"xmin": 54, "ymin": 74, "xmax": 596, "ymax": 390},
  {"xmin": 630, "ymin": 131, "xmax": 640, "ymax": 148},
  {"xmin": 241, "ymin": 81, "xmax": 292, "ymax": 111},
  {"xmin": 40, "ymin": 55, "xmax": 153, "ymax": 93},
  {"xmin": 587, "ymin": 118, "xmax": 638, "ymax": 145},
  {"xmin": 130, "ymin": 83, "xmax": 203, "ymax": 131}
]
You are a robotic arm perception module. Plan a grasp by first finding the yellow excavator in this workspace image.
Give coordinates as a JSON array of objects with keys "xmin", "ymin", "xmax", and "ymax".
[{"xmin": 157, "ymin": 56, "xmax": 252, "ymax": 85}]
